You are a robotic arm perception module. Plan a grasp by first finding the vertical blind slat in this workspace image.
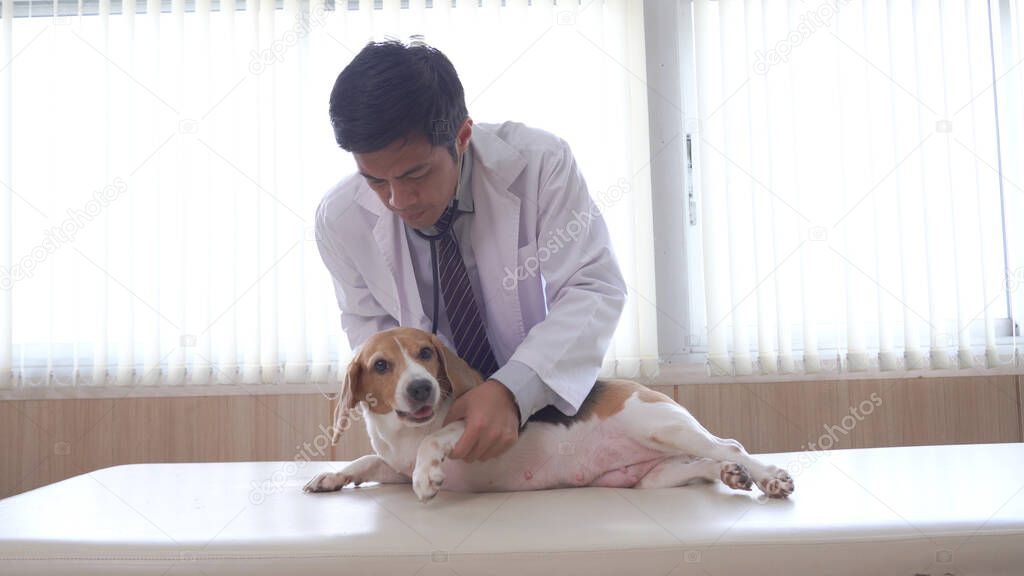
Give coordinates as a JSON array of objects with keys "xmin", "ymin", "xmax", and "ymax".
[
  {"xmin": 0, "ymin": 0, "xmax": 11, "ymax": 387},
  {"xmin": 693, "ymin": 0, "xmax": 1020, "ymax": 377}
]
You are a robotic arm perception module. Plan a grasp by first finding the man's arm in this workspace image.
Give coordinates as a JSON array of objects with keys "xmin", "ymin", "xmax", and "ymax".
[
  {"xmin": 489, "ymin": 361, "xmax": 557, "ymax": 427},
  {"xmin": 314, "ymin": 198, "xmax": 397, "ymax": 350},
  {"xmin": 503, "ymin": 137, "xmax": 627, "ymax": 415}
]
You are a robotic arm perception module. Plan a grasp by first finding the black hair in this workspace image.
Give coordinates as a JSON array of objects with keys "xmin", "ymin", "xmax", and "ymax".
[{"xmin": 329, "ymin": 39, "xmax": 468, "ymax": 160}]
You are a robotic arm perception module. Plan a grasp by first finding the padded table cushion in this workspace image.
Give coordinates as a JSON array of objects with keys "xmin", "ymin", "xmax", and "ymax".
[{"xmin": 1, "ymin": 443, "xmax": 1023, "ymax": 575}]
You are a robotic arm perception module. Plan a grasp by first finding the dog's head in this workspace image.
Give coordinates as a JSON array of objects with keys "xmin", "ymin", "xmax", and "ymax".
[{"xmin": 330, "ymin": 327, "xmax": 482, "ymax": 443}]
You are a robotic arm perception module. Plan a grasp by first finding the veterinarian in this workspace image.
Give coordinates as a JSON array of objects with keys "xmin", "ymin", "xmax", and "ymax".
[{"xmin": 314, "ymin": 39, "xmax": 626, "ymax": 464}]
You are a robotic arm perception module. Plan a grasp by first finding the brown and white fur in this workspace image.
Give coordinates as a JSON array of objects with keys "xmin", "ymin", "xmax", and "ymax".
[{"xmin": 304, "ymin": 327, "xmax": 794, "ymax": 501}]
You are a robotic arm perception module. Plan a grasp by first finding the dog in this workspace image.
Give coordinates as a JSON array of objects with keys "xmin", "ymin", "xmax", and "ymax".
[{"xmin": 303, "ymin": 327, "xmax": 794, "ymax": 501}]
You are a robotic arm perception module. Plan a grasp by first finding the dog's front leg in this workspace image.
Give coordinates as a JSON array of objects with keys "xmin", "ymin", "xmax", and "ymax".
[
  {"xmin": 303, "ymin": 454, "xmax": 409, "ymax": 493},
  {"xmin": 411, "ymin": 421, "xmax": 467, "ymax": 502}
]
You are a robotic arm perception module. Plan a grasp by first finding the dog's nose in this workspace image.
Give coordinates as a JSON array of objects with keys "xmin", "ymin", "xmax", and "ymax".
[{"xmin": 407, "ymin": 379, "xmax": 433, "ymax": 403}]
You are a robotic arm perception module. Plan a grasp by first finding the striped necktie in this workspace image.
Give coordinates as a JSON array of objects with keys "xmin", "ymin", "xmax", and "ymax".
[{"xmin": 433, "ymin": 205, "xmax": 500, "ymax": 378}]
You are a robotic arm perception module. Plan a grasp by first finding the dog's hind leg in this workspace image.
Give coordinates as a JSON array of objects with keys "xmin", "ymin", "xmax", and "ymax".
[
  {"xmin": 634, "ymin": 455, "xmax": 754, "ymax": 491},
  {"xmin": 620, "ymin": 400, "xmax": 793, "ymax": 497}
]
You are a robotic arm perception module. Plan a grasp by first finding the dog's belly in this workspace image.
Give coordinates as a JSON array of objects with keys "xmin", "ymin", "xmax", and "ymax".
[{"xmin": 438, "ymin": 415, "xmax": 670, "ymax": 492}]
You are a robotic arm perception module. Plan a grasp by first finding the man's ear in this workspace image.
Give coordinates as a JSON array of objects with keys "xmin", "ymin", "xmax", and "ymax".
[
  {"xmin": 331, "ymin": 358, "xmax": 362, "ymax": 445},
  {"xmin": 429, "ymin": 333, "xmax": 483, "ymax": 399},
  {"xmin": 455, "ymin": 117, "xmax": 473, "ymax": 154}
]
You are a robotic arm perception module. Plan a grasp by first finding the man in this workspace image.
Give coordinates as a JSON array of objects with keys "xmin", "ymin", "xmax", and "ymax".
[{"xmin": 315, "ymin": 39, "xmax": 626, "ymax": 464}]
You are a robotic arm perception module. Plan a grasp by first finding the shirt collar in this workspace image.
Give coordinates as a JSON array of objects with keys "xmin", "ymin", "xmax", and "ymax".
[{"xmin": 454, "ymin": 144, "xmax": 475, "ymax": 213}]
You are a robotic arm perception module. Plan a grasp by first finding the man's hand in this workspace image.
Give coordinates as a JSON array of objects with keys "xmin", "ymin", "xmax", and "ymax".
[{"xmin": 442, "ymin": 379, "xmax": 520, "ymax": 462}]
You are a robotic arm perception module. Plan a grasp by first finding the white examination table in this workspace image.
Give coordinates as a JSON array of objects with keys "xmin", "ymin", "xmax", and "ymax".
[{"xmin": 1, "ymin": 443, "xmax": 1022, "ymax": 575}]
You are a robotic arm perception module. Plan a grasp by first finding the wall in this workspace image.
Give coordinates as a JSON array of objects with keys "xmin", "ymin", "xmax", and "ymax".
[{"xmin": 1, "ymin": 375, "xmax": 1020, "ymax": 499}]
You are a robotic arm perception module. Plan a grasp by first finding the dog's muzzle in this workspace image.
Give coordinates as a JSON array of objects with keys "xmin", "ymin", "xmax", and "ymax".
[{"xmin": 397, "ymin": 378, "xmax": 436, "ymax": 423}]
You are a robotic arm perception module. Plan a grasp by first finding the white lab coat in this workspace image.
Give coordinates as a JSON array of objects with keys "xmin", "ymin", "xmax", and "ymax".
[{"xmin": 314, "ymin": 121, "xmax": 627, "ymax": 414}]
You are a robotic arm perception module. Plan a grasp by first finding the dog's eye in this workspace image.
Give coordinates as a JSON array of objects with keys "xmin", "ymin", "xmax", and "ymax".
[
  {"xmin": 373, "ymin": 359, "xmax": 389, "ymax": 374},
  {"xmin": 418, "ymin": 347, "xmax": 433, "ymax": 360}
]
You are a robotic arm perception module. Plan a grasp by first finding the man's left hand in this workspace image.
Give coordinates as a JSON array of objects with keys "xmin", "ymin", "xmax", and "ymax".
[{"xmin": 443, "ymin": 379, "xmax": 520, "ymax": 462}]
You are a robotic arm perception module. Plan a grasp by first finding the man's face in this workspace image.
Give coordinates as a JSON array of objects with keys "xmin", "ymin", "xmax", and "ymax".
[{"xmin": 354, "ymin": 121, "xmax": 472, "ymax": 230}]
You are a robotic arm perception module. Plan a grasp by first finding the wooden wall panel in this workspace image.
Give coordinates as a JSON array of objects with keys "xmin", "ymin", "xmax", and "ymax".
[
  {"xmin": 675, "ymin": 376, "xmax": 1021, "ymax": 455},
  {"xmin": 1, "ymin": 376, "xmax": 1021, "ymax": 500},
  {"xmin": 1, "ymin": 394, "xmax": 327, "ymax": 499},
  {"xmin": 844, "ymin": 376, "xmax": 1021, "ymax": 448}
]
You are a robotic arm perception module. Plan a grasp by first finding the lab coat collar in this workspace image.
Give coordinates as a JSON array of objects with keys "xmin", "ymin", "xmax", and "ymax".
[{"xmin": 355, "ymin": 124, "xmax": 529, "ymax": 333}]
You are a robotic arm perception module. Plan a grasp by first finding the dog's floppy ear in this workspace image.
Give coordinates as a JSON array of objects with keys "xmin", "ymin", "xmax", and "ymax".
[
  {"xmin": 428, "ymin": 333, "xmax": 483, "ymax": 398},
  {"xmin": 331, "ymin": 356, "xmax": 363, "ymax": 445}
]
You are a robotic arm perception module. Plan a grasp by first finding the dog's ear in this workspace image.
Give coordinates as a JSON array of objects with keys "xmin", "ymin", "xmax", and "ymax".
[
  {"xmin": 429, "ymin": 333, "xmax": 483, "ymax": 398},
  {"xmin": 331, "ymin": 357, "xmax": 363, "ymax": 445}
]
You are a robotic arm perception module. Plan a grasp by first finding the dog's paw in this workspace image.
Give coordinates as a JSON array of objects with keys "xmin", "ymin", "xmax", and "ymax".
[
  {"xmin": 720, "ymin": 462, "xmax": 753, "ymax": 491},
  {"xmin": 303, "ymin": 472, "xmax": 355, "ymax": 493},
  {"xmin": 757, "ymin": 467, "xmax": 794, "ymax": 498},
  {"xmin": 412, "ymin": 462, "xmax": 445, "ymax": 502}
]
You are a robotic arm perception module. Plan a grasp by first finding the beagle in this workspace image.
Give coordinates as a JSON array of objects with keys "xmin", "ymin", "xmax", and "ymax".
[{"xmin": 303, "ymin": 327, "xmax": 794, "ymax": 501}]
